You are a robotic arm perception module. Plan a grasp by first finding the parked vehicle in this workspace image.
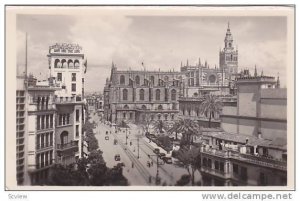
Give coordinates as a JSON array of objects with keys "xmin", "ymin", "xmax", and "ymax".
[
  {"xmin": 162, "ymin": 156, "xmax": 172, "ymax": 164},
  {"xmin": 115, "ymin": 154, "xmax": 121, "ymax": 161},
  {"xmin": 105, "ymin": 136, "xmax": 109, "ymax": 140},
  {"xmin": 114, "ymin": 139, "xmax": 118, "ymax": 145},
  {"xmin": 159, "ymin": 153, "xmax": 166, "ymax": 159},
  {"xmin": 153, "ymin": 148, "xmax": 160, "ymax": 154}
]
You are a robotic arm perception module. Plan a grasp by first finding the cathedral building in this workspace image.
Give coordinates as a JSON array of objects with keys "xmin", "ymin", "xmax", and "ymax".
[
  {"xmin": 104, "ymin": 65, "xmax": 184, "ymax": 124},
  {"xmin": 104, "ymin": 23, "xmax": 238, "ymax": 125}
]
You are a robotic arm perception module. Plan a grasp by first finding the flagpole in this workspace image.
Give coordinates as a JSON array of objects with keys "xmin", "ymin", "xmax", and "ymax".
[{"xmin": 25, "ymin": 32, "xmax": 28, "ymax": 89}]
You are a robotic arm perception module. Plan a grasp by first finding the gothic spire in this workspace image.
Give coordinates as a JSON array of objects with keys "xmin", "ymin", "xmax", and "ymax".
[
  {"xmin": 254, "ymin": 65, "xmax": 257, "ymax": 77},
  {"xmin": 277, "ymin": 73, "xmax": 280, "ymax": 88}
]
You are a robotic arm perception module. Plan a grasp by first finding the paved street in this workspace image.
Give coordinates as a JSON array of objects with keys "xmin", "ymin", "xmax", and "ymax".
[{"xmin": 90, "ymin": 112, "xmax": 201, "ymax": 186}]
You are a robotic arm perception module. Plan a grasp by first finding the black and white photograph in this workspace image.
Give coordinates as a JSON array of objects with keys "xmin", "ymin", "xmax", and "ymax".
[{"xmin": 5, "ymin": 5, "xmax": 295, "ymax": 191}]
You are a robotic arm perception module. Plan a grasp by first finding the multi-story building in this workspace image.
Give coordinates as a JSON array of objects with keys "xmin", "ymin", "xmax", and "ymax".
[
  {"xmin": 104, "ymin": 64, "xmax": 184, "ymax": 124},
  {"xmin": 196, "ymin": 71, "xmax": 287, "ymax": 186},
  {"xmin": 48, "ymin": 43, "xmax": 87, "ymax": 165},
  {"xmin": 220, "ymin": 73, "xmax": 285, "ymax": 141},
  {"xmin": 16, "ymin": 76, "xmax": 27, "ymax": 185},
  {"xmin": 198, "ymin": 129, "xmax": 287, "ymax": 186},
  {"xmin": 26, "ymin": 81, "xmax": 56, "ymax": 185}
]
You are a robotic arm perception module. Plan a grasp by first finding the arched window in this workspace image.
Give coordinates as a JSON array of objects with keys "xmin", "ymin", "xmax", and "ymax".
[
  {"xmin": 61, "ymin": 59, "xmax": 67, "ymax": 68},
  {"xmin": 74, "ymin": 60, "xmax": 80, "ymax": 68},
  {"xmin": 164, "ymin": 114, "xmax": 168, "ymax": 121},
  {"xmin": 60, "ymin": 131, "xmax": 68, "ymax": 145},
  {"xmin": 68, "ymin": 59, "xmax": 74, "ymax": 68},
  {"xmin": 54, "ymin": 59, "xmax": 61, "ymax": 68},
  {"xmin": 135, "ymin": 76, "xmax": 140, "ymax": 85},
  {"xmin": 150, "ymin": 76, "xmax": 155, "ymax": 85},
  {"xmin": 124, "ymin": 105, "xmax": 129, "ymax": 109},
  {"xmin": 172, "ymin": 103, "xmax": 177, "ymax": 110},
  {"xmin": 120, "ymin": 75, "xmax": 125, "ymax": 85},
  {"xmin": 157, "ymin": 114, "xmax": 161, "ymax": 120},
  {"xmin": 156, "ymin": 89, "xmax": 160, "ymax": 101},
  {"xmin": 141, "ymin": 105, "xmax": 147, "ymax": 110},
  {"xmin": 171, "ymin": 89, "xmax": 176, "ymax": 101},
  {"xmin": 139, "ymin": 89, "xmax": 144, "ymax": 101},
  {"xmin": 158, "ymin": 105, "xmax": 163, "ymax": 110},
  {"xmin": 123, "ymin": 89, "xmax": 128, "ymax": 101}
]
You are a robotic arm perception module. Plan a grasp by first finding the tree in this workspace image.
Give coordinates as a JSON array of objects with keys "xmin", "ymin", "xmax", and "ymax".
[
  {"xmin": 153, "ymin": 120, "xmax": 167, "ymax": 134},
  {"xmin": 200, "ymin": 94, "xmax": 223, "ymax": 128},
  {"xmin": 176, "ymin": 146, "xmax": 201, "ymax": 186},
  {"xmin": 140, "ymin": 113, "xmax": 153, "ymax": 134},
  {"xmin": 168, "ymin": 118, "xmax": 201, "ymax": 146}
]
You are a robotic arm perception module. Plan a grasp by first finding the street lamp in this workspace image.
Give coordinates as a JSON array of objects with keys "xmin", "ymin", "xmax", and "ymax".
[
  {"xmin": 130, "ymin": 137, "xmax": 140, "ymax": 159},
  {"xmin": 148, "ymin": 151, "xmax": 165, "ymax": 185},
  {"xmin": 125, "ymin": 128, "xmax": 128, "ymax": 145}
]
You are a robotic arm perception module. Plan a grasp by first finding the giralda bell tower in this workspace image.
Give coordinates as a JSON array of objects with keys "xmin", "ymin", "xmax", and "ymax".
[{"xmin": 219, "ymin": 22, "xmax": 238, "ymax": 80}]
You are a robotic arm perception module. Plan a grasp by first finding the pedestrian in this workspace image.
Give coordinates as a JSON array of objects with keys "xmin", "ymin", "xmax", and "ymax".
[
  {"xmin": 147, "ymin": 161, "xmax": 150, "ymax": 167},
  {"xmin": 132, "ymin": 162, "xmax": 134, "ymax": 168},
  {"xmin": 151, "ymin": 161, "xmax": 153, "ymax": 166},
  {"xmin": 149, "ymin": 176, "xmax": 152, "ymax": 183}
]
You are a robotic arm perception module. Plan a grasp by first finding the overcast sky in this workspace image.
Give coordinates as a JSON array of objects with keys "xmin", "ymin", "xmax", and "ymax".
[{"xmin": 17, "ymin": 13, "xmax": 287, "ymax": 92}]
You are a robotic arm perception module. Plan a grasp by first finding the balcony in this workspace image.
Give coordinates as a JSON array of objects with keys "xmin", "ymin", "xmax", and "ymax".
[
  {"xmin": 28, "ymin": 104, "xmax": 56, "ymax": 112},
  {"xmin": 200, "ymin": 146, "xmax": 287, "ymax": 171},
  {"xmin": 55, "ymin": 96, "xmax": 83, "ymax": 105},
  {"xmin": 56, "ymin": 141, "xmax": 79, "ymax": 156},
  {"xmin": 36, "ymin": 143, "xmax": 54, "ymax": 152}
]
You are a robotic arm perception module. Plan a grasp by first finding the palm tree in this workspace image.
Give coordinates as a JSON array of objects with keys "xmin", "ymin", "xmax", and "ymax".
[
  {"xmin": 200, "ymin": 94, "xmax": 223, "ymax": 128},
  {"xmin": 168, "ymin": 118, "xmax": 201, "ymax": 145},
  {"xmin": 154, "ymin": 120, "xmax": 167, "ymax": 134}
]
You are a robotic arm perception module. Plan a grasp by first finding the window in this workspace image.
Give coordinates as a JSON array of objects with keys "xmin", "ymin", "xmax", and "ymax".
[
  {"xmin": 72, "ymin": 83, "xmax": 76, "ymax": 92},
  {"xmin": 130, "ymin": 113, "xmax": 133, "ymax": 119},
  {"xmin": 120, "ymin": 75, "xmax": 125, "ymax": 85},
  {"xmin": 208, "ymin": 159, "xmax": 212, "ymax": 168},
  {"xmin": 50, "ymin": 132, "xmax": 53, "ymax": 146},
  {"xmin": 123, "ymin": 89, "xmax": 128, "ymax": 101},
  {"xmin": 215, "ymin": 161, "xmax": 219, "ymax": 170},
  {"xmin": 37, "ymin": 135, "xmax": 40, "ymax": 149},
  {"xmin": 203, "ymin": 158, "xmax": 207, "ymax": 167},
  {"xmin": 139, "ymin": 89, "xmax": 145, "ymax": 101},
  {"xmin": 76, "ymin": 109, "xmax": 80, "ymax": 122},
  {"xmin": 172, "ymin": 103, "xmax": 177, "ymax": 110},
  {"xmin": 150, "ymin": 76, "xmax": 155, "ymax": 85},
  {"xmin": 164, "ymin": 114, "xmax": 168, "ymax": 121},
  {"xmin": 158, "ymin": 114, "xmax": 161, "ymax": 120},
  {"xmin": 158, "ymin": 105, "xmax": 163, "ymax": 110},
  {"xmin": 37, "ymin": 116, "xmax": 40, "ymax": 130},
  {"xmin": 49, "ymin": 151, "xmax": 53, "ymax": 165},
  {"xmin": 135, "ymin": 76, "xmax": 140, "ymax": 85},
  {"xmin": 233, "ymin": 163, "xmax": 239, "ymax": 174},
  {"xmin": 41, "ymin": 116, "xmax": 45, "ymax": 129},
  {"xmin": 240, "ymin": 167, "xmax": 248, "ymax": 181},
  {"xmin": 72, "ymin": 73, "xmax": 76, "ymax": 81},
  {"xmin": 141, "ymin": 105, "xmax": 147, "ymax": 110},
  {"xmin": 123, "ymin": 113, "xmax": 126, "ymax": 118},
  {"xmin": 156, "ymin": 89, "xmax": 160, "ymax": 101},
  {"xmin": 219, "ymin": 162, "xmax": 224, "ymax": 172},
  {"xmin": 76, "ymin": 125, "xmax": 79, "ymax": 137},
  {"xmin": 46, "ymin": 115, "xmax": 49, "ymax": 128},
  {"xmin": 171, "ymin": 89, "xmax": 176, "ymax": 101},
  {"xmin": 57, "ymin": 73, "xmax": 62, "ymax": 81}
]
